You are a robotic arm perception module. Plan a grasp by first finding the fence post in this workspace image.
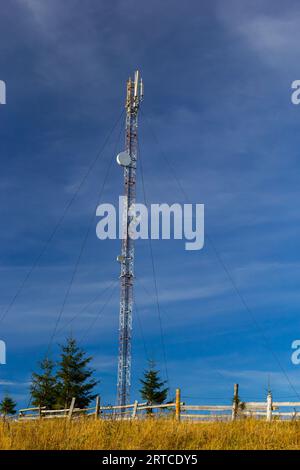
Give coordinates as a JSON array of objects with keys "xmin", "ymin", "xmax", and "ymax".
[
  {"xmin": 266, "ymin": 391, "xmax": 273, "ymax": 422},
  {"xmin": 95, "ymin": 395, "xmax": 100, "ymax": 420},
  {"xmin": 68, "ymin": 397, "xmax": 76, "ymax": 421},
  {"xmin": 175, "ymin": 388, "xmax": 181, "ymax": 421},
  {"xmin": 231, "ymin": 383, "xmax": 239, "ymax": 421},
  {"xmin": 132, "ymin": 400, "xmax": 138, "ymax": 419}
]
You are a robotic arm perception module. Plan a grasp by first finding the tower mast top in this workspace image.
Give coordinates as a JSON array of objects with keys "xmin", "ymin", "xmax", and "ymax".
[{"xmin": 126, "ymin": 70, "xmax": 143, "ymax": 113}]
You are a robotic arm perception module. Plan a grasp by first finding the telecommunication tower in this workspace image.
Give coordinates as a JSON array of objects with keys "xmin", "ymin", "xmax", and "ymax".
[{"xmin": 116, "ymin": 71, "xmax": 143, "ymax": 406}]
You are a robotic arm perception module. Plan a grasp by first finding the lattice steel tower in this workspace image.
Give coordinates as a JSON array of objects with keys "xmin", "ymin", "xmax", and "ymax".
[{"xmin": 116, "ymin": 71, "xmax": 143, "ymax": 406}]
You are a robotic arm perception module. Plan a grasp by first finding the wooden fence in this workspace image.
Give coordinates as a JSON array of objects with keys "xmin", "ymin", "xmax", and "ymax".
[{"xmin": 18, "ymin": 385, "xmax": 300, "ymax": 422}]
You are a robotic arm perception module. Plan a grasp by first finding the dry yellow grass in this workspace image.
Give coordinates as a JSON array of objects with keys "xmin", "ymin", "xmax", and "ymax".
[{"xmin": 0, "ymin": 418, "xmax": 300, "ymax": 450}]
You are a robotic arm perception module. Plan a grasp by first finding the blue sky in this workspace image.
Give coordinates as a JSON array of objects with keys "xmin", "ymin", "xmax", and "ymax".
[{"xmin": 1, "ymin": 0, "xmax": 300, "ymax": 407}]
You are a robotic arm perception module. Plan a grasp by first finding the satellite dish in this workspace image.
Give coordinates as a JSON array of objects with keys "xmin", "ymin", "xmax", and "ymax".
[
  {"xmin": 117, "ymin": 255, "xmax": 125, "ymax": 263},
  {"xmin": 117, "ymin": 151, "xmax": 131, "ymax": 167}
]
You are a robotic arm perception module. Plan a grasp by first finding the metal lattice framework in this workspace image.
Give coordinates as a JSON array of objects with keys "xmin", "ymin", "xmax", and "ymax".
[{"xmin": 117, "ymin": 71, "xmax": 143, "ymax": 407}]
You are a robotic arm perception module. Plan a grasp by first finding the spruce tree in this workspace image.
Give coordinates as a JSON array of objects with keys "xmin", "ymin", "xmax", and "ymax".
[
  {"xmin": 140, "ymin": 362, "xmax": 168, "ymax": 412},
  {"xmin": 31, "ymin": 358, "xmax": 58, "ymax": 409},
  {"xmin": 56, "ymin": 337, "xmax": 98, "ymax": 408},
  {"xmin": 0, "ymin": 395, "xmax": 16, "ymax": 417}
]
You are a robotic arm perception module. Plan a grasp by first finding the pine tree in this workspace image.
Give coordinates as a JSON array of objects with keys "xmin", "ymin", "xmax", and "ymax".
[
  {"xmin": 56, "ymin": 337, "xmax": 98, "ymax": 408},
  {"xmin": 140, "ymin": 362, "xmax": 168, "ymax": 413},
  {"xmin": 31, "ymin": 357, "xmax": 58, "ymax": 409},
  {"xmin": 0, "ymin": 395, "xmax": 16, "ymax": 417}
]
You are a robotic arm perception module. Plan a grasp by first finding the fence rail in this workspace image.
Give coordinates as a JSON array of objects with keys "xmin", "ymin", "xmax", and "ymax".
[{"xmin": 17, "ymin": 385, "xmax": 300, "ymax": 422}]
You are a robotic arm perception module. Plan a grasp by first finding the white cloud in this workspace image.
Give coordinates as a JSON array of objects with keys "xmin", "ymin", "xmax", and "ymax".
[
  {"xmin": 91, "ymin": 353, "xmax": 117, "ymax": 371},
  {"xmin": 0, "ymin": 380, "xmax": 15, "ymax": 386},
  {"xmin": 18, "ymin": 0, "xmax": 61, "ymax": 32},
  {"xmin": 0, "ymin": 380, "xmax": 30, "ymax": 387},
  {"xmin": 220, "ymin": 367, "xmax": 300, "ymax": 391},
  {"xmin": 217, "ymin": 0, "xmax": 300, "ymax": 72}
]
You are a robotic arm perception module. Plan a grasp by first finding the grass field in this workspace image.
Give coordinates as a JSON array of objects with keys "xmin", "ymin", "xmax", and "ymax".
[{"xmin": 0, "ymin": 418, "xmax": 299, "ymax": 450}]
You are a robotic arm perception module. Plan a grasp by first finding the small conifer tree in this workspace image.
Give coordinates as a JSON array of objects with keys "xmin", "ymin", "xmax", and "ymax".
[
  {"xmin": 0, "ymin": 395, "xmax": 16, "ymax": 417},
  {"xmin": 31, "ymin": 358, "xmax": 58, "ymax": 409},
  {"xmin": 140, "ymin": 362, "xmax": 168, "ymax": 413},
  {"xmin": 56, "ymin": 337, "xmax": 98, "ymax": 408}
]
